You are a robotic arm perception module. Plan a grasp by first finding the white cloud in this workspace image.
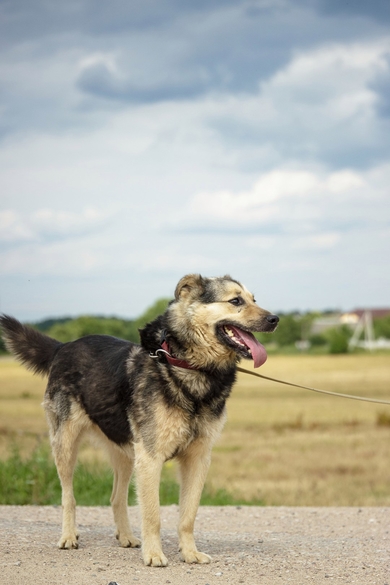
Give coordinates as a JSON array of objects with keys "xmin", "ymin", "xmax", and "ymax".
[
  {"xmin": 78, "ymin": 52, "xmax": 120, "ymax": 75},
  {"xmin": 0, "ymin": 210, "xmax": 36, "ymax": 242},
  {"xmin": 269, "ymin": 40, "xmax": 389, "ymax": 95},
  {"xmin": 292, "ymin": 233, "xmax": 341, "ymax": 250},
  {"xmin": 186, "ymin": 166, "xmax": 372, "ymax": 231},
  {"xmin": 0, "ymin": 239, "xmax": 112, "ymax": 277},
  {"xmin": 325, "ymin": 170, "xmax": 365, "ymax": 193},
  {"xmin": 31, "ymin": 207, "xmax": 107, "ymax": 237},
  {"xmin": 0, "ymin": 207, "xmax": 108, "ymax": 244},
  {"xmin": 207, "ymin": 37, "xmax": 390, "ymax": 168},
  {"xmin": 261, "ymin": 39, "xmax": 390, "ymax": 122}
]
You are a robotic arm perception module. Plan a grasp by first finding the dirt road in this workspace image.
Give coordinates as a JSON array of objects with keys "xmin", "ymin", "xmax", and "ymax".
[{"xmin": 1, "ymin": 505, "xmax": 389, "ymax": 584}]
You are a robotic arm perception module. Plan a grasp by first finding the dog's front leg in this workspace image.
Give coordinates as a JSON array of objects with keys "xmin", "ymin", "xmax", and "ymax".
[
  {"xmin": 134, "ymin": 443, "xmax": 167, "ymax": 567},
  {"xmin": 177, "ymin": 439, "xmax": 212, "ymax": 564}
]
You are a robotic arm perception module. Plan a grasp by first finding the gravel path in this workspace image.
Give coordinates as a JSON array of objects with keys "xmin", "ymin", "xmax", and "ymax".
[{"xmin": 1, "ymin": 505, "xmax": 389, "ymax": 585}]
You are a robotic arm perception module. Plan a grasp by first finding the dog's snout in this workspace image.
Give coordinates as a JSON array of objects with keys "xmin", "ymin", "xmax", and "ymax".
[{"xmin": 266, "ymin": 314, "xmax": 279, "ymax": 326}]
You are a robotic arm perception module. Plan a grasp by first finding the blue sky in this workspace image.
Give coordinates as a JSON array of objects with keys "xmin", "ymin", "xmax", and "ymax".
[{"xmin": 1, "ymin": 0, "xmax": 389, "ymax": 320}]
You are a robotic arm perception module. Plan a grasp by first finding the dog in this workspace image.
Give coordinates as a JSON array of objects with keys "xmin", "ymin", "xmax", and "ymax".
[{"xmin": 0, "ymin": 274, "xmax": 278, "ymax": 566}]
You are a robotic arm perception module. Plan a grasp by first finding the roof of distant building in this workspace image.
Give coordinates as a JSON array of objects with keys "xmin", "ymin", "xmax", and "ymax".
[{"xmin": 350, "ymin": 308, "xmax": 390, "ymax": 319}]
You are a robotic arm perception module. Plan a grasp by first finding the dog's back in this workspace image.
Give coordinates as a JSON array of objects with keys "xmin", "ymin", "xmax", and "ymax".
[
  {"xmin": 0, "ymin": 315, "xmax": 137, "ymax": 445},
  {"xmin": 47, "ymin": 334, "xmax": 135, "ymax": 444}
]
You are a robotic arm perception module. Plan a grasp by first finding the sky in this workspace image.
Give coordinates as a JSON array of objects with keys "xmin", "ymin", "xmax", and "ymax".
[{"xmin": 0, "ymin": 0, "xmax": 389, "ymax": 321}]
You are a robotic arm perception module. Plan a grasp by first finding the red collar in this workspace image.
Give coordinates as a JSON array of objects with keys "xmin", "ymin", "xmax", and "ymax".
[{"xmin": 161, "ymin": 340, "xmax": 197, "ymax": 370}]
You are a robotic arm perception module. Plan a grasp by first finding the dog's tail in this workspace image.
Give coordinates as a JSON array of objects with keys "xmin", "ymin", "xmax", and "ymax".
[{"xmin": 0, "ymin": 314, "xmax": 63, "ymax": 376}]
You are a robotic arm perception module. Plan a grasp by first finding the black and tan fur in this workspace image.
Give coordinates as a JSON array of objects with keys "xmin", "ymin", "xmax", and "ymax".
[{"xmin": 0, "ymin": 274, "xmax": 278, "ymax": 567}]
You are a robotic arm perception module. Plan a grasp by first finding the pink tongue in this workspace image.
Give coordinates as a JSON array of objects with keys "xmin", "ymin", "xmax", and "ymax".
[{"xmin": 229, "ymin": 326, "xmax": 268, "ymax": 368}]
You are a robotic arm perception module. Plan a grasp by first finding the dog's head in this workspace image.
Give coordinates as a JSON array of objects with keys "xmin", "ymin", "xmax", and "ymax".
[{"xmin": 166, "ymin": 274, "xmax": 278, "ymax": 370}]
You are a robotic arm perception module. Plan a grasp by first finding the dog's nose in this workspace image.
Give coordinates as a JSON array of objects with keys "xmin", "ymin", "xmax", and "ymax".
[{"xmin": 266, "ymin": 314, "xmax": 279, "ymax": 326}]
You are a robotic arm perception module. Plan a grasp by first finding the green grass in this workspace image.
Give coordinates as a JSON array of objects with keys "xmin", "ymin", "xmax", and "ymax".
[{"xmin": 0, "ymin": 443, "xmax": 261, "ymax": 506}]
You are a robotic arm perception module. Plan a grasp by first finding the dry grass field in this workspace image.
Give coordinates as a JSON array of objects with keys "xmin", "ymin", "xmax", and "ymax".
[{"xmin": 1, "ymin": 353, "xmax": 390, "ymax": 506}]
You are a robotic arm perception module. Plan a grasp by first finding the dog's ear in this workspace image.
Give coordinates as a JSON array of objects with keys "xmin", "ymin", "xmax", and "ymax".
[{"xmin": 174, "ymin": 274, "xmax": 206, "ymax": 301}]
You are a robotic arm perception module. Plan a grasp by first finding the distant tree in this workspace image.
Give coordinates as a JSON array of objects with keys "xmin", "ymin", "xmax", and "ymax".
[
  {"xmin": 299, "ymin": 313, "xmax": 318, "ymax": 341},
  {"xmin": 322, "ymin": 308, "xmax": 342, "ymax": 315},
  {"xmin": 33, "ymin": 317, "xmax": 72, "ymax": 332},
  {"xmin": 272, "ymin": 314, "xmax": 301, "ymax": 347},
  {"xmin": 255, "ymin": 312, "xmax": 317, "ymax": 347},
  {"xmin": 309, "ymin": 334, "xmax": 328, "ymax": 347},
  {"xmin": 254, "ymin": 331, "xmax": 273, "ymax": 344},
  {"xmin": 374, "ymin": 315, "xmax": 390, "ymax": 339},
  {"xmin": 46, "ymin": 316, "xmax": 139, "ymax": 343},
  {"xmin": 327, "ymin": 325, "xmax": 350, "ymax": 354},
  {"xmin": 42, "ymin": 298, "xmax": 172, "ymax": 344}
]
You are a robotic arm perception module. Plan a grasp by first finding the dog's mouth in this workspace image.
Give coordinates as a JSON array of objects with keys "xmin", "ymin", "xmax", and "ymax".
[{"xmin": 217, "ymin": 324, "xmax": 267, "ymax": 368}]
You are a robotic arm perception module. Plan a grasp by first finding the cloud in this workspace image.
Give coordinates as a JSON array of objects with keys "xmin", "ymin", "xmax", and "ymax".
[
  {"xmin": 319, "ymin": 0, "xmax": 390, "ymax": 23},
  {"xmin": 369, "ymin": 53, "xmax": 390, "ymax": 117},
  {"xmin": 188, "ymin": 169, "xmax": 325, "ymax": 227},
  {"xmin": 0, "ymin": 207, "xmax": 109, "ymax": 245},
  {"xmin": 0, "ymin": 210, "xmax": 35, "ymax": 242},
  {"xmin": 0, "ymin": 241, "xmax": 106, "ymax": 276},
  {"xmin": 0, "ymin": 0, "xmax": 387, "ymax": 160},
  {"xmin": 0, "ymin": 0, "xmax": 243, "ymax": 48},
  {"xmin": 208, "ymin": 38, "xmax": 390, "ymax": 168},
  {"xmin": 76, "ymin": 58, "xmax": 210, "ymax": 103},
  {"xmin": 174, "ymin": 164, "xmax": 389, "ymax": 246}
]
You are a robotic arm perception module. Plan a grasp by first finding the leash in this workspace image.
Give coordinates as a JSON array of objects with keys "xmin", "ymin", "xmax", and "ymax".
[{"xmin": 237, "ymin": 366, "xmax": 390, "ymax": 406}]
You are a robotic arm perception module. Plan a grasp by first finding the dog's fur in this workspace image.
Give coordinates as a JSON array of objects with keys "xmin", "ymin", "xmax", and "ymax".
[{"xmin": 0, "ymin": 274, "xmax": 278, "ymax": 567}]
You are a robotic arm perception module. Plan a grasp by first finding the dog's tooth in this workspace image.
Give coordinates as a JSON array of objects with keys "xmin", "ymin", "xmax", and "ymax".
[
  {"xmin": 223, "ymin": 325, "xmax": 249, "ymax": 350},
  {"xmin": 225, "ymin": 327, "xmax": 234, "ymax": 338}
]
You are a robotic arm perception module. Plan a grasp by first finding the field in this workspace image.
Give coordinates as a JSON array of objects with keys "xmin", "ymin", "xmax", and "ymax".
[{"xmin": 1, "ymin": 353, "xmax": 390, "ymax": 506}]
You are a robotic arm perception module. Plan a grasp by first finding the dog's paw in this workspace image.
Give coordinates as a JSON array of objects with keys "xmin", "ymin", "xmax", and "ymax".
[
  {"xmin": 58, "ymin": 534, "xmax": 79, "ymax": 549},
  {"xmin": 180, "ymin": 550, "xmax": 212, "ymax": 564},
  {"xmin": 143, "ymin": 550, "xmax": 168, "ymax": 567},
  {"xmin": 116, "ymin": 531, "xmax": 141, "ymax": 548}
]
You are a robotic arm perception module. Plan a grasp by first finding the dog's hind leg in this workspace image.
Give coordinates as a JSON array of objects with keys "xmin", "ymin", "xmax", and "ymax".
[
  {"xmin": 50, "ymin": 418, "xmax": 84, "ymax": 549},
  {"xmin": 134, "ymin": 443, "xmax": 167, "ymax": 567},
  {"xmin": 177, "ymin": 439, "xmax": 213, "ymax": 564},
  {"xmin": 107, "ymin": 443, "xmax": 141, "ymax": 548}
]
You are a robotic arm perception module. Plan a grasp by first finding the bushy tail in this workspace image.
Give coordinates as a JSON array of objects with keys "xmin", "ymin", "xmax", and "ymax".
[{"xmin": 0, "ymin": 314, "xmax": 63, "ymax": 376}]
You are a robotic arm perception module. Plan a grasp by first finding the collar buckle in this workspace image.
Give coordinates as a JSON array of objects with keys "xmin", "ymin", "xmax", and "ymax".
[{"xmin": 149, "ymin": 335, "xmax": 197, "ymax": 370}]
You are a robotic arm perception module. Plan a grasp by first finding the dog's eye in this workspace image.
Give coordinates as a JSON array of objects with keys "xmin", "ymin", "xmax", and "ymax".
[{"xmin": 229, "ymin": 297, "xmax": 244, "ymax": 306}]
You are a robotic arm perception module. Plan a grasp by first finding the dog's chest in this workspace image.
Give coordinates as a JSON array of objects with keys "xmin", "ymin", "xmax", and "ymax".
[
  {"xmin": 152, "ymin": 401, "xmax": 197, "ymax": 458},
  {"xmin": 146, "ymin": 399, "xmax": 224, "ymax": 461},
  {"xmin": 129, "ymin": 360, "xmax": 230, "ymax": 459}
]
